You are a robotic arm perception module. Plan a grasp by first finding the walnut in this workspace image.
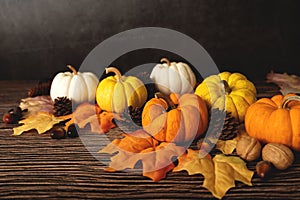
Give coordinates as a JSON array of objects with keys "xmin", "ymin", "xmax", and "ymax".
[
  {"xmin": 236, "ymin": 136, "xmax": 261, "ymax": 161},
  {"xmin": 262, "ymin": 143, "xmax": 294, "ymax": 170}
]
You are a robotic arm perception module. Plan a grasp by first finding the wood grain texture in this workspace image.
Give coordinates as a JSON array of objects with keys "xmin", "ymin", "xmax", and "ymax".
[{"xmin": 0, "ymin": 80, "xmax": 299, "ymax": 199}]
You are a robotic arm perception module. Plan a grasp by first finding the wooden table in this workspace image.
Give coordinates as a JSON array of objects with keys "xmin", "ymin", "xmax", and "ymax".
[{"xmin": 0, "ymin": 80, "xmax": 299, "ymax": 199}]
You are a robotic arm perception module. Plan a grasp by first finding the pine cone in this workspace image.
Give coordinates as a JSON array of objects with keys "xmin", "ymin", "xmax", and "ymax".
[
  {"xmin": 114, "ymin": 106, "xmax": 142, "ymax": 132},
  {"xmin": 27, "ymin": 79, "xmax": 52, "ymax": 97},
  {"xmin": 53, "ymin": 97, "xmax": 72, "ymax": 117},
  {"xmin": 206, "ymin": 108, "xmax": 239, "ymax": 140}
]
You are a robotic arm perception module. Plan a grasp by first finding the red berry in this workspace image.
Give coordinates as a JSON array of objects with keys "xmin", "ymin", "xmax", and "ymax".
[{"xmin": 2, "ymin": 113, "xmax": 14, "ymax": 124}]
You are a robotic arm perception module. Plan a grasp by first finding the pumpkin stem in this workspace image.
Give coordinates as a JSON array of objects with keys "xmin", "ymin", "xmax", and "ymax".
[
  {"xmin": 220, "ymin": 80, "xmax": 231, "ymax": 94},
  {"xmin": 106, "ymin": 67, "xmax": 123, "ymax": 82},
  {"xmin": 67, "ymin": 65, "xmax": 78, "ymax": 75},
  {"xmin": 281, "ymin": 95, "xmax": 300, "ymax": 109},
  {"xmin": 160, "ymin": 58, "xmax": 171, "ymax": 66},
  {"xmin": 154, "ymin": 92, "xmax": 177, "ymax": 110}
]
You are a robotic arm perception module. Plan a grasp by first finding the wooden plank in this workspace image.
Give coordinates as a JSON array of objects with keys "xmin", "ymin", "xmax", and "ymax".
[{"xmin": 0, "ymin": 80, "xmax": 299, "ymax": 199}]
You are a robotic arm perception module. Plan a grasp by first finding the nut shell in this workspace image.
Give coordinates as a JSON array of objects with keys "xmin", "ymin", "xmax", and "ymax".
[
  {"xmin": 256, "ymin": 161, "xmax": 272, "ymax": 179},
  {"xmin": 236, "ymin": 136, "xmax": 261, "ymax": 161},
  {"xmin": 262, "ymin": 143, "xmax": 294, "ymax": 170}
]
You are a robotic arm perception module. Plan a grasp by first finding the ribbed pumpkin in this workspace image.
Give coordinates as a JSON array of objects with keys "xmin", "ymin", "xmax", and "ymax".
[
  {"xmin": 245, "ymin": 94, "xmax": 300, "ymax": 151},
  {"xmin": 96, "ymin": 67, "xmax": 147, "ymax": 113},
  {"xmin": 150, "ymin": 58, "xmax": 196, "ymax": 95},
  {"xmin": 50, "ymin": 65, "xmax": 99, "ymax": 104},
  {"xmin": 195, "ymin": 72, "xmax": 256, "ymax": 122},
  {"xmin": 142, "ymin": 93, "xmax": 208, "ymax": 144}
]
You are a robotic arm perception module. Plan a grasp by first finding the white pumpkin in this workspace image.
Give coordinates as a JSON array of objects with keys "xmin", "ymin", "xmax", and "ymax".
[
  {"xmin": 50, "ymin": 65, "xmax": 99, "ymax": 104},
  {"xmin": 150, "ymin": 58, "xmax": 196, "ymax": 95}
]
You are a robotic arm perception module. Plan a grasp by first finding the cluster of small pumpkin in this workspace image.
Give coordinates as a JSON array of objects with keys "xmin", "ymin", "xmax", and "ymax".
[{"xmin": 49, "ymin": 58, "xmax": 300, "ymax": 163}]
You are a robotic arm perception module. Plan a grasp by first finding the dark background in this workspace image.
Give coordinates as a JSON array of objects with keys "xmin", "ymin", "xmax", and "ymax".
[{"xmin": 0, "ymin": 0, "xmax": 300, "ymax": 81}]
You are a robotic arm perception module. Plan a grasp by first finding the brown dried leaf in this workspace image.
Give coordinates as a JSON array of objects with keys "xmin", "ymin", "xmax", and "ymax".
[
  {"xmin": 266, "ymin": 71, "xmax": 300, "ymax": 95},
  {"xmin": 19, "ymin": 96, "xmax": 54, "ymax": 117}
]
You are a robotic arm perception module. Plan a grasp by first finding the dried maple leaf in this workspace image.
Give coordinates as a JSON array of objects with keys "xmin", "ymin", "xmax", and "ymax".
[
  {"xmin": 266, "ymin": 71, "xmax": 300, "ymax": 95},
  {"xmin": 72, "ymin": 103, "xmax": 102, "ymax": 124},
  {"xmin": 77, "ymin": 112, "xmax": 116, "ymax": 134},
  {"xmin": 99, "ymin": 129, "xmax": 186, "ymax": 182},
  {"xmin": 65, "ymin": 103, "xmax": 117, "ymax": 134},
  {"xmin": 19, "ymin": 96, "xmax": 54, "ymax": 117},
  {"xmin": 13, "ymin": 112, "xmax": 67, "ymax": 135},
  {"xmin": 98, "ymin": 112, "xmax": 117, "ymax": 133},
  {"xmin": 174, "ymin": 149, "xmax": 253, "ymax": 199},
  {"xmin": 173, "ymin": 149, "xmax": 213, "ymax": 175},
  {"xmin": 206, "ymin": 137, "xmax": 238, "ymax": 155},
  {"xmin": 215, "ymin": 139, "xmax": 237, "ymax": 155}
]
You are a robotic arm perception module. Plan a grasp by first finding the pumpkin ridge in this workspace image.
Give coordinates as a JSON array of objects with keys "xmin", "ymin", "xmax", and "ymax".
[
  {"xmin": 230, "ymin": 93, "xmax": 250, "ymax": 122},
  {"xmin": 181, "ymin": 105, "xmax": 201, "ymax": 143},
  {"xmin": 126, "ymin": 76, "xmax": 147, "ymax": 108},
  {"xmin": 207, "ymin": 80, "xmax": 224, "ymax": 106},
  {"xmin": 286, "ymin": 110, "xmax": 294, "ymax": 148},
  {"xmin": 96, "ymin": 79, "xmax": 115, "ymax": 112},
  {"xmin": 177, "ymin": 64, "xmax": 192, "ymax": 94},
  {"xmin": 188, "ymin": 96, "xmax": 208, "ymax": 134},
  {"xmin": 165, "ymin": 109, "xmax": 181, "ymax": 143},
  {"xmin": 112, "ymin": 82, "xmax": 126, "ymax": 113},
  {"xmin": 225, "ymin": 96, "xmax": 239, "ymax": 121},
  {"xmin": 68, "ymin": 75, "xmax": 87, "ymax": 103},
  {"xmin": 57, "ymin": 73, "xmax": 73, "ymax": 96},
  {"xmin": 227, "ymin": 73, "xmax": 247, "ymax": 86},
  {"xmin": 230, "ymin": 90, "xmax": 256, "ymax": 105},
  {"xmin": 169, "ymin": 66, "xmax": 182, "ymax": 94},
  {"xmin": 219, "ymin": 71, "xmax": 231, "ymax": 82},
  {"xmin": 123, "ymin": 81, "xmax": 138, "ymax": 108},
  {"xmin": 271, "ymin": 95, "xmax": 285, "ymax": 108},
  {"xmin": 257, "ymin": 98, "xmax": 278, "ymax": 108},
  {"xmin": 266, "ymin": 109, "xmax": 292, "ymax": 146},
  {"xmin": 289, "ymin": 109, "xmax": 300, "ymax": 150},
  {"xmin": 81, "ymin": 73, "xmax": 99, "ymax": 102}
]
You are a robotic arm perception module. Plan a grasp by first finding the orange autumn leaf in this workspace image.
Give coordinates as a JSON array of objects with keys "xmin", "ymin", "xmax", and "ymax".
[
  {"xmin": 105, "ymin": 129, "xmax": 157, "ymax": 153},
  {"xmin": 66, "ymin": 103, "xmax": 117, "ymax": 134},
  {"xmin": 72, "ymin": 103, "xmax": 102, "ymax": 124},
  {"xmin": 98, "ymin": 112, "xmax": 117, "ymax": 133},
  {"xmin": 99, "ymin": 129, "xmax": 186, "ymax": 182},
  {"xmin": 77, "ymin": 112, "xmax": 116, "ymax": 134}
]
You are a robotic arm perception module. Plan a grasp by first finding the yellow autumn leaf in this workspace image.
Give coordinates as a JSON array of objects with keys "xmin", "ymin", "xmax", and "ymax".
[
  {"xmin": 13, "ymin": 112, "xmax": 68, "ymax": 135},
  {"xmin": 215, "ymin": 138, "xmax": 238, "ymax": 155},
  {"xmin": 173, "ymin": 149, "xmax": 253, "ymax": 199},
  {"xmin": 203, "ymin": 137, "xmax": 237, "ymax": 155},
  {"xmin": 204, "ymin": 154, "xmax": 253, "ymax": 199},
  {"xmin": 173, "ymin": 149, "xmax": 213, "ymax": 176}
]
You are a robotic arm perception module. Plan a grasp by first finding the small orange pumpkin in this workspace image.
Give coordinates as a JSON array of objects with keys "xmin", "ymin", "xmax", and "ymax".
[
  {"xmin": 142, "ymin": 93, "xmax": 208, "ymax": 144},
  {"xmin": 245, "ymin": 94, "xmax": 300, "ymax": 151}
]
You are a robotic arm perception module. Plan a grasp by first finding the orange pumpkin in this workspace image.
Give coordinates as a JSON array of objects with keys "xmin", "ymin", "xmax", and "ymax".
[
  {"xmin": 142, "ymin": 93, "xmax": 208, "ymax": 144},
  {"xmin": 245, "ymin": 94, "xmax": 300, "ymax": 151}
]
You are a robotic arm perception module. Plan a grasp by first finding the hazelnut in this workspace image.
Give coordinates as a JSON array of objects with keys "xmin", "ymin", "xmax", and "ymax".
[
  {"xmin": 262, "ymin": 143, "xmax": 294, "ymax": 170},
  {"xmin": 256, "ymin": 161, "xmax": 272, "ymax": 179},
  {"xmin": 236, "ymin": 136, "xmax": 261, "ymax": 161}
]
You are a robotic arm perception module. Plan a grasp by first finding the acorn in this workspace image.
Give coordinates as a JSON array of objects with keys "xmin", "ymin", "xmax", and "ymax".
[{"xmin": 50, "ymin": 127, "xmax": 66, "ymax": 139}]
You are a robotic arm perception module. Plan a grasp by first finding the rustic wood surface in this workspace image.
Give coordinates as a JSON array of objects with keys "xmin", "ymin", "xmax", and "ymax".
[{"xmin": 0, "ymin": 80, "xmax": 299, "ymax": 199}]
